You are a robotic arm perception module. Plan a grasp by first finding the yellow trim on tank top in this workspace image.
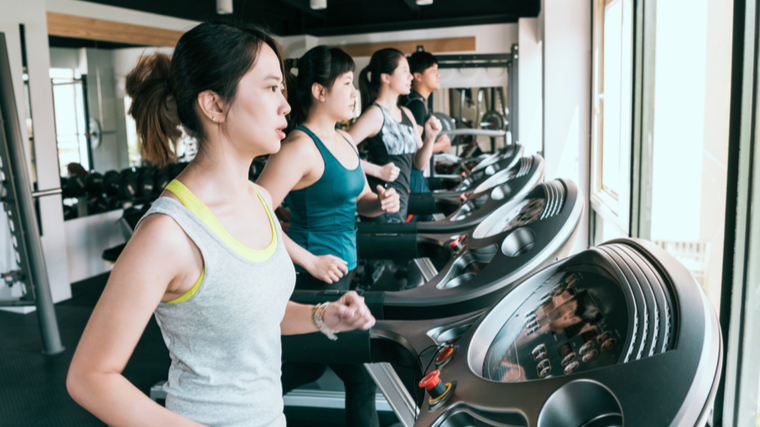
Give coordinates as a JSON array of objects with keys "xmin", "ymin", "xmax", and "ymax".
[
  {"xmin": 164, "ymin": 179, "xmax": 278, "ymax": 304},
  {"xmin": 167, "ymin": 269, "xmax": 205, "ymax": 304}
]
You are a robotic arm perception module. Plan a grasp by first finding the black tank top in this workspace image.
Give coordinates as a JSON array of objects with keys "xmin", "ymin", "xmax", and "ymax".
[{"xmin": 364, "ymin": 103, "xmax": 418, "ymax": 220}]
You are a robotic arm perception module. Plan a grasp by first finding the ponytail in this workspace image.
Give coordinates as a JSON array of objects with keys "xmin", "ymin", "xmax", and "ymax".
[
  {"xmin": 359, "ymin": 48, "xmax": 405, "ymax": 113},
  {"xmin": 125, "ymin": 53, "xmax": 182, "ymax": 168}
]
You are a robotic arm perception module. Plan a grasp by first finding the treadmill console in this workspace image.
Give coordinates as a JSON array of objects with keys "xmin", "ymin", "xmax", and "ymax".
[{"xmin": 483, "ymin": 267, "xmax": 628, "ymax": 382}]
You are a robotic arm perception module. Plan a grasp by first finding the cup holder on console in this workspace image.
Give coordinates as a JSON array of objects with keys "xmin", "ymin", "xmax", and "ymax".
[
  {"xmin": 537, "ymin": 380, "xmax": 623, "ymax": 427},
  {"xmin": 452, "ymin": 195, "xmax": 491, "ymax": 222},
  {"xmin": 438, "ymin": 246, "xmax": 498, "ymax": 289},
  {"xmin": 490, "ymin": 183, "xmax": 511, "ymax": 201},
  {"xmin": 501, "ymin": 227, "xmax": 536, "ymax": 257}
]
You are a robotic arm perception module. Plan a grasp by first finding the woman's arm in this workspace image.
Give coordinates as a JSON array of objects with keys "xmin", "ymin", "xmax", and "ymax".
[
  {"xmin": 404, "ymin": 108, "xmax": 441, "ymax": 171},
  {"xmin": 257, "ymin": 145, "xmax": 349, "ymax": 284},
  {"xmin": 281, "ymin": 292, "xmax": 375, "ymax": 335},
  {"xmin": 67, "ymin": 215, "xmax": 206, "ymax": 427},
  {"xmin": 355, "ymin": 175, "xmax": 400, "ymax": 217}
]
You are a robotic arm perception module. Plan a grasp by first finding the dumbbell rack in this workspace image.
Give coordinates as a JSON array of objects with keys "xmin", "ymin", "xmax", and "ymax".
[{"xmin": 0, "ymin": 33, "xmax": 64, "ymax": 354}]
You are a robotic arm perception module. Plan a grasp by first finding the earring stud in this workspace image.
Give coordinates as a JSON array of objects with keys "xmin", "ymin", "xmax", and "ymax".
[{"xmin": 211, "ymin": 116, "xmax": 216, "ymax": 122}]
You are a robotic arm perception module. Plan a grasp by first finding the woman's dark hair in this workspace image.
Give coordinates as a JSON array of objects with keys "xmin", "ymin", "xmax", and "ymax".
[
  {"xmin": 408, "ymin": 51, "xmax": 438, "ymax": 75},
  {"xmin": 358, "ymin": 48, "xmax": 405, "ymax": 113},
  {"xmin": 125, "ymin": 22, "xmax": 283, "ymax": 168},
  {"xmin": 286, "ymin": 46, "xmax": 355, "ymax": 126}
]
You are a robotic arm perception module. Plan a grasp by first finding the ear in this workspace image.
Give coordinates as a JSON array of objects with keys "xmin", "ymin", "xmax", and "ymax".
[
  {"xmin": 311, "ymin": 82, "xmax": 327, "ymax": 103},
  {"xmin": 412, "ymin": 72, "xmax": 423, "ymax": 82},
  {"xmin": 380, "ymin": 72, "xmax": 392, "ymax": 85},
  {"xmin": 197, "ymin": 90, "xmax": 226, "ymax": 123}
]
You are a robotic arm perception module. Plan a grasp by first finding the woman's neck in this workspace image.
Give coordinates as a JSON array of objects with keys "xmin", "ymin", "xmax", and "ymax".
[
  {"xmin": 374, "ymin": 88, "xmax": 400, "ymax": 111},
  {"xmin": 181, "ymin": 134, "xmax": 257, "ymax": 201},
  {"xmin": 302, "ymin": 110, "xmax": 339, "ymax": 139}
]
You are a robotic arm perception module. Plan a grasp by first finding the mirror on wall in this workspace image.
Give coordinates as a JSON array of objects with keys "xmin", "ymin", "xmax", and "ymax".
[{"xmin": 48, "ymin": 37, "xmax": 191, "ymax": 221}]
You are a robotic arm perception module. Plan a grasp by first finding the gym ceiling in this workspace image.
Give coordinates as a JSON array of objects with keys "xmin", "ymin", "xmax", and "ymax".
[{"xmin": 63, "ymin": 0, "xmax": 540, "ymax": 39}]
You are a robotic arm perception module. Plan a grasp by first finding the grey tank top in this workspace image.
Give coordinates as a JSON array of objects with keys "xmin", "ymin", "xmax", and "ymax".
[{"xmin": 140, "ymin": 194, "xmax": 295, "ymax": 427}]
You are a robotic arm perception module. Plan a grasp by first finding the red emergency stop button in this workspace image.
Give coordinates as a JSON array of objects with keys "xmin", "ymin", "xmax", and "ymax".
[
  {"xmin": 458, "ymin": 192, "xmax": 470, "ymax": 202},
  {"xmin": 460, "ymin": 171, "xmax": 468, "ymax": 177}
]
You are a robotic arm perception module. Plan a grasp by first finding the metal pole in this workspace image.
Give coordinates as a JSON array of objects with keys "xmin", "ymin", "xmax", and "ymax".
[
  {"xmin": 511, "ymin": 44, "xmax": 519, "ymax": 144},
  {"xmin": 0, "ymin": 33, "xmax": 64, "ymax": 355}
]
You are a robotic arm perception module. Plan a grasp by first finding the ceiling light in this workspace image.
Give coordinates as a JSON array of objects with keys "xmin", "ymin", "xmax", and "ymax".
[
  {"xmin": 216, "ymin": 0, "xmax": 233, "ymax": 14},
  {"xmin": 310, "ymin": 0, "xmax": 327, "ymax": 9},
  {"xmin": 416, "ymin": 0, "xmax": 434, "ymax": 5}
]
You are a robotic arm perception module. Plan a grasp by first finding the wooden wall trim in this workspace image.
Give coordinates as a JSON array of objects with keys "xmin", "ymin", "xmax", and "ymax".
[
  {"xmin": 46, "ymin": 12, "xmax": 183, "ymax": 48},
  {"xmin": 333, "ymin": 36, "xmax": 476, "ymax": 57}
]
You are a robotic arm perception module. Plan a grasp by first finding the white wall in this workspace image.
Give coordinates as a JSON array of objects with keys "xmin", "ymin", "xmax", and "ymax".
[
  {"xmin": 518, "ymin": 17, "xmax": 543, "ymax": 156},
  {"xmin": 0, "ymin": 0, "xmax": 72, "ymax": 312},
  {"xmin": 316, "ymin": 24, "xmax": 518, "ymax": 89},
  {"xmin": 543, "ymin": 0, "xmax": 591, "ymax": 254},
  {"xmin": 64, "ymin": 210, "xmax": 125, "ymax": 283}
]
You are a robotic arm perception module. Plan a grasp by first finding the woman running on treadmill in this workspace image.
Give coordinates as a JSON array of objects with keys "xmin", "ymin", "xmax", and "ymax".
[
  {"xmin": 256, "ymin": 45, "xmax": 400, "ymax": 427},
  {"xmin": 349, "ymin": 48, "xmax": 442, "ymax": 222},
  {"xmin": 66, "ymin": 23, "xmax": 375, "ymax": 427}
]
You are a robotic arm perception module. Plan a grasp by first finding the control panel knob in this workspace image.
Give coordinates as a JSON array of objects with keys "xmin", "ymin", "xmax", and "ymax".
[
  {"xmin": 435, "ymin": 345, "xmax": 455, "ymax": 366},
  {"xmin": 460, "ymin": 171, "xmax": 468, "ymax": 178},
  {"xmin": 458, "ymin": 192, "xmax": 470, "ymax": 202},
  {"xmin": 448, "ymin": 235, "xmax": 466, "ymax": 251},
  {"xmin": 418, "ymin": 370, "xmax": 449, "ymax": 401}
]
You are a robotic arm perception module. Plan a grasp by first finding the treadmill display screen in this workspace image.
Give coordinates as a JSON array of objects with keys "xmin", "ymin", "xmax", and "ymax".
[{"xmin": 482, "ymin": 268, "xmax": 628, "ymax": 383}]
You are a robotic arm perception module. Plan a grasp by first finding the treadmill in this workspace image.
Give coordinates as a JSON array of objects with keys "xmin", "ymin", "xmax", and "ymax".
[
  {"xmin": 308, "ymin": 179, "xmax": 584, "ymax": 321},
  {"xmin": 284, "ymin": 238, "xmax": 722, "ymax": 427},
  {"xmin": 408, "ymin": 153, "xmax": 544, "ymax": 225}
]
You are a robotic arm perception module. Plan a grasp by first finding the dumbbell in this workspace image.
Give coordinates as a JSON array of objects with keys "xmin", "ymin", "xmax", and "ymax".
[
  {"xmin": 137, "ymin": 169, "xmax": 155, "ymax": 198},
  {"xmin": 87, "ymin": 196, "xmax": 109, "ymax": 214},
  {"xmin": 63, "ymin": 202, "xmax": 78, "ymax": 220},
  {"xmin": 85, "ymin": 172, "xmax": 104, "ymax": 197},
  {"xmin": 62, "ymin": 175, "xmax": 86, "ymax": 198},
  {"xmin": 117, "ymin": 169, "xmax": 138, "ymax": 202},
  {"xmin": 103, "ymin": 170, "xmax": 120, "ymax": 196},
  {"xmin": 154, "ymin": 167, "xmax": 170, "ymax": 194}
]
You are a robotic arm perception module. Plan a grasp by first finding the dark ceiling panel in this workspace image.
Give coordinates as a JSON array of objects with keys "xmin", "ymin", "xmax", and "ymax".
[{"xmin": 75, "ymin": 0, "xmax": 540, "ymax": 36}]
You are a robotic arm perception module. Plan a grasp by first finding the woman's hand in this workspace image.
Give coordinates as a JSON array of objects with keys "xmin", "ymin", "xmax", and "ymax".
[
  {"xmin": 424, "ymin": 115, "xmax": 442, "ymax": 143},
  {"xmin": 323, "ymin": 291, "xmax": 376, "ymax": 332},
  {"xmin": 376, "ymin": 185, "xmax": 400, "ymax": 213},
  {"xmin": 306, "ymin": 255, "xmax": 349, "ymax": 284},
  {"xmin": 378, "ymin": 163, "xmax": 400, "ymax": 182}
]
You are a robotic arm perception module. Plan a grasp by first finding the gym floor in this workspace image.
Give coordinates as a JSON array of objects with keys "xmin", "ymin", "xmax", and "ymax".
[{"xmin": 0, "ymin": 273, "xmax": 399, "ymax": 427}]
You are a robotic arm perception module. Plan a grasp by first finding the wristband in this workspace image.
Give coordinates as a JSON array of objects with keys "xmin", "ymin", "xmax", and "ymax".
[{"xmin": 312, "ymin": 302, "xmax": 339, "ymax": 341}]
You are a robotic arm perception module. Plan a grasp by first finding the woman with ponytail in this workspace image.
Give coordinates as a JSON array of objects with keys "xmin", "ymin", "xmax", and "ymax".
[
  {"xmin": 66, "ymin": 23, "xmax": 374, "ymax": 427},
  {"xmin": 349, "ymin": 48, "xmax": 442, "ymax": 222},
  {"xmin": 257, "ymin": 45, "xmax": 399, "ymax": 427}
]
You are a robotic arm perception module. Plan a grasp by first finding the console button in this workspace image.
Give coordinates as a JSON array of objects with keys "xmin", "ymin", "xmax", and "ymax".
[
  {"xmin": 538, "ymin": 366, "xmax": 552, "ymax": 378},
  {"xmin": 596, "ymin": 331, "xmax": 612, "ymax": 343},
  {"xmin": 582, "ymin": 349, "xmax": 598, "ymax": 363},
  {"xmin": 579, "ymin": 341, "xmax": 595, "ymax": 355},
  {"xmin": 532, "ymin": 344, "xmax": 547, "ymax": 361},
  {"xmin": 602, "ymin": 338, "xmax": 617, "ymax": 351},
  {"xmin": 561, "ymin": 352, "xmax": 577, "ymax": 366},
  {"xmin": 564, "ymin": 361, "xmax": 580, "ymax": 375}
]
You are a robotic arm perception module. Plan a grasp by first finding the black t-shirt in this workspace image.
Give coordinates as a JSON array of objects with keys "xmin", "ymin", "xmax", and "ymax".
[{"xmin": 400, "ymin": 89, "xmax": 428, "ymax": 138}]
